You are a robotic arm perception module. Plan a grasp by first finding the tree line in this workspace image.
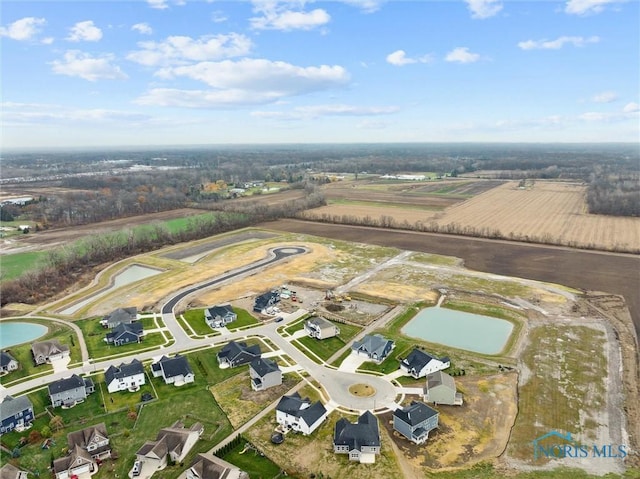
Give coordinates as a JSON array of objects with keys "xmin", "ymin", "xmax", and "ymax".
[{"xmin": 586, "ymin": 174, "xmax": 640, "ymax": 217}]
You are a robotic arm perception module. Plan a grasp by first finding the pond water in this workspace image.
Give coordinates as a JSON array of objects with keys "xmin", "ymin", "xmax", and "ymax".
[
  {"xmin": 0, "ymin": 322, "xmax": 48, "ymax": 348},
  {"xmin": 402, "ymin": 307, "xmax": 514, "ymax": 354},
  {"xmin": 61, "ymin": 264, "xmax": 163, "ymax": 315}
]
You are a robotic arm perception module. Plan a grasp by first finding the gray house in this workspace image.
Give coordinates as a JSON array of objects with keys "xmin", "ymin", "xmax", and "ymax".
[
  {"xmin": 48, "ymin": 374, "xmax": 95, "ymax": 407},
  {"xmin": 0, "ymin": 351, "xmax": 18, "ymax": 374},
  {"xmin": 399, "ymin": 348, "xmax": 450, "ymax": 379},
  {"xmin": 333, "ymin": 411, "xmax": 381, "ymax": 463},
  {"xmin": 351, "ymin": 334, "xmax": 395, "ymax": 364},
  {"xmin": 0, "ymin": 464, "xmax": 29, "ymax": 479},
  {"xmin": 0, "ymin": 395, "xmax": 35, "ymax": 435},
  {"xmin": 205, "ymin": 305, "xmax": 237, "ymax": 328},
  {"xmin": 393, "ymin": 401, "xmax": 439, "ymax": 444},
  {"xmin": 249, "ymin": 358, "xmax": 282, "ymax": 391},
  {"xmin": 53, "ymin": 445, "xmax": 96, "ymax": 479},
  {"xmin": 304, "ymin": 317, "xmax": 340, "ymax": 340},
  {"xmin": 425, "ymin": 370, "xmax": 464, "ymax": 406},
  {"xmin": 101, "ymin": 307, "xmax": 137, "ymax": 329},
  {"xmin": 217, "ymin": 341, "xmax": 261, "ymax": 368},
  {"xmin": 66, "ymin": 423, "xmax": 111, "ymax": 460},
  {"xmin": 186, "ymin": 454, "xmax": 249, "ymax": 479},
  {"xmin": 31, "ymin": 340, "xmax": 70, "ymax": 365},
  {"xmin": 105, "ymin": 322, "xmax": 143, "ymax": 346}
]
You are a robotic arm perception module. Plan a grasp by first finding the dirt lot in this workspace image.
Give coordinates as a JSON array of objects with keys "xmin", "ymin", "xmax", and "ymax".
[
  {"xmin": 300, "ymin": 203, "xmax": 441, "ymax": 225},
  {"xmin": 324, "ymin": 182, "xmax": 463, "ymax": 209}
]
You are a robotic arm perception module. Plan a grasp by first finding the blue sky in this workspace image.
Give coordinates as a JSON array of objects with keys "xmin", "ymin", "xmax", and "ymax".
[{"xmin": 1, "ymin": 0, "xmax": 638, "ymax": 148}]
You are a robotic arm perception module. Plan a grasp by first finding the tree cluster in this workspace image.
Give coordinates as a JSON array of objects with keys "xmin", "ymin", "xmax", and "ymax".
[{"xmin": 587, "ymin": 174, "xmax": 640, "ymax": 217}]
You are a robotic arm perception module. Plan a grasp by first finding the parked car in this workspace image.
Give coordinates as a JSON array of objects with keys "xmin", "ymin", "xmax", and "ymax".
[
  {"xmin": 274, "ymin": 316, "xmax": 284, "ymax": 323},
  {"xmin": 132, "ymin": 460, "xmax": 142, "ymax": 477}
]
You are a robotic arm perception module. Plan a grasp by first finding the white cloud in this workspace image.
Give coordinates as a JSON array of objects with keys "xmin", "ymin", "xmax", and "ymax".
[
  {"xmin": 250, "ymin": 4, "xmax": 330, "ymax": 31},
  {"xmin": 67, "ymin": 20, "xmax": 103, "ymax": 42},
  {"xmin": 51, "ymin": 50, "xmax": 128, "ymax": 81},
  {"xmin": 1, "ymin": 102, "xmax": 151, "ymax": 125},
  {"xmin": 579, "ymin": 103, "xmax": 640, "ymax": 122},
  {"xmin": 0, "ymin": 17, "xmax": 46, "ymax": 41},
  {"xmin": 136, "ymin": 58, "xmax": 350, "ymax": 108},
  {"xmin": 42, "ymin": 37, "xmax": 54, "ymax": 45},
  {"xmin": 518, "ymin": 35, "xmax": 600, "ymax": 50},
  {"xmin": 338, "ymin": 0, "xmax": 385, "ymax": 13},
  {"xmin": 211, "ymin": 11, "xmax": 228, "ymax": 23},
  {"xmin": 386, "ymin": 50, "xmax": 432, "ymax": 66},
  {"xmin": 132, "ymin": 23, "xmax": 153, "ymax": 35},
  {"xmin": 565, "ymin": 0, "xmax": 622, "ymax": 15},
  {"xmin": 127, "ymin": 33, "xmax": 252, "ymax": 66},
  {"xmin": 592, "ymin": 91, "xmax": 617, "ymax": 103},
  {"xmin": 445, "ymin": 47, "xmax": 480, "ymax": 63},
  {"xmin": 252, "ymin": 104, "xmax": 399, "ymax": 120},
  {"xmin": 147, "ymin": 0, "xmax": 169, "ymax": 9},
  {"xmin": 465, "ymin": 0, "xmax": 503, "ymax": 19},
  {"xmin": 623, "ymin": 102, "xmax": 639, "ymax": 113}
]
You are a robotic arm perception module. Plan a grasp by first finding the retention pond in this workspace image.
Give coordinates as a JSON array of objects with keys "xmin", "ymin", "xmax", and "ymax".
[
  {"xmin": 402, "ymin": 306, "xmax": 514, "ymax": 355},
  {"xmin": 0, "ymin": 322, "xmax": 48, "ymax": 348}
]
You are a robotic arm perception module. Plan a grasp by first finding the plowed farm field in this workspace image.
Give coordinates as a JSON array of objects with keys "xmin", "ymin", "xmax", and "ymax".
[{"xmin": 434, "ymin": 181, "xmax": 640, "ymax": 252}]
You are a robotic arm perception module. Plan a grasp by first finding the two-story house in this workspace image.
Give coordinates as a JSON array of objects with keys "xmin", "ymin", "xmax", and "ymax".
[
  {"xmin": 186, "ymin": 454, "xmax": 249, "ymax": 479},
  {"xmin": 100, "ymin": 307, "xmax": 137, "ymax": 329},
  {"xmin": 66, "ymin": 423, "xmax": 111, "ymax": 460},
  {"xmin": 48, "ymin": 374, "xmax": 95, "ymax": 408},
  {"xmin": 31, "ymin": 340, "xmax": 70, "ymax": 366},
  {"xmin": 52, "ymin": 445, "xmax": 96, "ymax": 479},
  {"xmin": 304, "ymin": 317, "xmax": 340, "ymax": 340},
  {"xmin": 204, "ymin": 305, "xmax": 237, "ymax": 328},
  {"xmin": 0, "ymin": 351, "xmax": 18, "ymax": 374},
  {"xmin": 275, "ymin": 392, "xmax": 328, "ymax": 435},
  {"xmin": 253, "ymin": 291, "xmax": 280, "ymax": 313},
  {"xmin": 150, "ymin": 355, "xmax": 194, "ymax": 385},
  {"xmin": 393, "ymin": 401, "xmax": 439, "ymax": 444},
  {"xmin": 0, "ymin": 395, "xmax": 34, "ymax": 435},
  {"xmin": 351, "ymin": 334, "xmax": 395, "ymax": 364},
  {"xmin": 399, "ymin": 348, "xmax": 450, "ymax": 379},
  {"xmin": 217, "ymin": 341, "xmax": 261, "ymax": 368},
  {"xmin": 425, "ymin": 370, "xmax": 463, "ymax": 406},
  {"xmin": 333, "ymin": 411, "xmax": 381, "ymax": 463},
  {"xmin": 249, "ymin": 358, "xmax": 282, "ymax": 391},
  {"xmin": 105, "ymin": 322, "xmax": 143, "ymax": 346},
  {"xmin": 136, "ymin": 421, "xmax": 204, "ymax": 472},
  {"xmin": 104, "ymin": 359, "xmax": 146, "ymax": 393}
]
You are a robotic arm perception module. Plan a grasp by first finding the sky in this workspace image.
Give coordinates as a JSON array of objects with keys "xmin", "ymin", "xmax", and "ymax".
[{"xmin": 1, "ymin": 0, "xmax": 639, "ymax": 149}]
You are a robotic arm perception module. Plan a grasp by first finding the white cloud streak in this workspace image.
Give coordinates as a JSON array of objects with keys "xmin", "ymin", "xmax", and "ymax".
[
  {"xmin": 67, "ymin": 20, "xmax": 103, "ymax": 42},
  {"xmin": 465, "ymin": 0, "xmax": 503, "ymax": 19},
  {"xmin": 252, "ymin": 104, "xmax": 399, "ymax": 120},
  {"xmin": 0, "ymin": 17, "xmax": 46, "ymax": 41},
  {"xmin": 51, "ymin": 50, "xmax": 128, "ymax": 81},
  {"xmin": 592, "ymin": 91, "xmax": 618, "ymax": 103},
  {"xmin": 386, "ymin": 50, "xmax": 432, "ymax": 66},
  {"xmin": 250, "ymin": 3, "xmax": 330, "ymax": 31},
  {"xmin": 132, "ymin": 23, "xmax": 153, "ymax": 35},
  {"xmin": 565, "ymin": 0, "xmax": 622, "ymax": 15},
  {"xmin": 518, "ymin": 35, "xmax": 600, "ymax": 50},
  {"xmin": 445, "ymin": 47, "xmax": 480, "ymax": 63}
]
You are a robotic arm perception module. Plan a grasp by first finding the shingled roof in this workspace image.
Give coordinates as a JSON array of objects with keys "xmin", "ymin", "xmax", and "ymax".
[
  {"xmin": 0, "ymin": 395, "xmax": 33, "ymax": 422},
  {"xmin": 393, "ymin": 401, "xmax": 438, "ymax": 426},
  {"xmin": 105, "ymin": 359, "xmax": 144, "ymax": 385},
  {"xmin": 334, "ymin": 411, "xmax": 380, "ymax": 450},
  {"xmin": 249, "ymin": 357, "xmax": 279, "ymax": 378}
]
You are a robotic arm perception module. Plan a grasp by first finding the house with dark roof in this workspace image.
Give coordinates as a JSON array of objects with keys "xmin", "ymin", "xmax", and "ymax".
[
  {"xmin": 66, "ymin": 422, "xmax": 111, "ymax": 460},
  {"xmin": 275, "ymin": 392, "xmax": 328, "ymax": 435},
  {"xmin": 304, "ymin": 317, "xmax": 340, "ymax": 340},
  {"xmin": 351, "ymin": 334, "xmax": 394, "ymax": 364},
  {"xmin": 104, "ymin": 359, "xmax": 146, "ymax": 393},
  {"xmin": 333, "ymin": 411, "xmax": 381, "ymax": 463},
  {"xmin": 186, "ymin": 454, "xmax": 249, "ymax": 479},
  {"xmin": 217, "ymin": 341, "xmax": 261, "ymax": 368},
  {"xmin": 249, "ymin": 358, "xmax": 282, "ymax": 391},
  {"xmin": 0, "ymin": 395, "xmax": 34, "ymax": 435},
  {"xmin": 48, "ymin": 374, "xmax": 95, "ymax": 407},
  {"xmin": 205, "ymin": 305, "xmax": 237, "ymax": 329},
  {"xmin": 53, "ymin": 445, "xmax": 96, "ymax": 479},
  {"xmin": 393, "ymin": 401, "xmax": 439, "ymax": 444},
  {"xmin": 0, "ymin": 463, "xmax": 29, "ymax": 479},
  {"xmin": 253, "ymin": 290, "xmax": 280, "ymax": 313},
  {"xmin": 105, "ymin": 322, "xmax": 143, "ymax": 346},
  {"xmin": 100, "ymin": 307, "xmax": 137, "ymax": 329},
  {"xmin": 31, "ymin": 340, "xmax": 70, "ymax": 365},
  {"xmin": 136, "ymin": 420, "xmax": 204, "ymax": 473},
  {"xmin": 0, "ymin": 351, "xmax": 18, "ymax": 374},
  {"xmin": 425, "ymin": 370, "xmax": 463, "ymax": 406},
  {"xmin": 151, "ymin": 355, "xmax": 194, "ymax": 385},
  {"xmin": 399, "ymin": 348, "xmax": 450, "ymax": 379}
]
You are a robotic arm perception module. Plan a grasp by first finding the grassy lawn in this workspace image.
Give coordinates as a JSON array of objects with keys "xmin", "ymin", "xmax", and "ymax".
[
  {"xmin": 283, "ymin": 317, "xmax": 306, "ymax": 335},
  {"xmin": 219, "ymin": 438, "xmax": 282, "ymax": 479},
  {"xmin": 329, "ymin": 348, "xmax": 353, "ymax": 368},
  {"xmin": 0, "ymin": 319, "xmax": 82, "ymax": 386},
  {"xmin": 294, "ymin": 320, "xmax": 362, "ymax": 362},
  {"xmin": 409, "ymin": 252, "xmax": 460, "ymax": 266},
  {"xmin": 227, "ymin": 307, "xmax": 260, "ymax": 331},
  {"xmin": 0, "ymin": 250, "xmax": 47, "ymax": 281},
  {"xmin": 182, "ymin": 309, "xmax": 215, "ymax": 336}
]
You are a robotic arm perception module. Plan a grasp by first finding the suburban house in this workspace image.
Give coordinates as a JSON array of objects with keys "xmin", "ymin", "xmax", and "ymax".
[
  {"xmin": 104, "ymin": 359, "xmax": 146, "ymax": 393},
  {"xmin": 393, "ymin": 401, "xmax": 439, "ymax": 444},
  {"xmin": 304, "ymin": 316, "xmax": 340, "ymax": 340},
  {"xmin": 249, "ymin": 357, "xmax": 282, "ymax": 391},
  {"xmin": 351, "ymin": 334, "xmax": 395, "ymax": 364},
  {"xmin": 275, "ymin": 392, "xmax": 328, "ymax": 435},
  {"xmin": 205, "ymin": 305, "xmax": 237, "ymax": 328},
  {"xmin": 101, "ymin": 307, "xmax": 137, "ymax": 329},
  {"xmin": 333, "ymin": 411, "xmax": 381, "ymax": 464},
  {"xmin": 217, "ymin": 341, "xmax": 261, "ymax": 368},
  {"xmin": 0, "ymin": 351, "xmax": 18, "ymax": 374},
  {"xmin": 425, "ymin": 370, "xmax": 464, "ymax": 406},
  {"xmin": 53, "ymin": 445, "xmax": 98, "ymax": 479},
  {"xmin": 150, "ymin": 354, "xmax": 195, "ymax": 385},
  {"xmin": 0, "ymin": 464, "xmax": 29, "ymax": 479},
  {"xmin": 136, "ymin": 420, "xmax": 204, "ymax": 472},
  {"xmin": 399, "ymin": 348, "xmax": 450, "ymax": 379},
  {"xmin": 105, "ymin": 322, "xmax": 143, "ymax": 346},
  {"xmin": 48, "ymin": 374, "xmax": 95, "ymax": 407},
  {"xmin": 0, "ymin": 395, "xmax": 35, "ymax": 435},
  {"xmin": 253, "ymin": 290, "xmax": 280, "ymax": 313},
  {"xmin": 66, "ymin": 423, "xmax": 112, "ymax": 460},
  {"xmin": 186, "ymin": 454, "xmax": 249, "ymax": 479},
  {"xmin": 31, "ymin": 340, "xmax": 70, "ymax": 365}
]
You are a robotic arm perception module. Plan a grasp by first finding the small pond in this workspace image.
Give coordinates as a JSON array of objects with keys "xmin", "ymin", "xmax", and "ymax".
[
  {"xmin": 402, "ymin": 307, "xmax": 514, "ymax": 354},
  {"xmin": 61, "ymin": 264, "xmax": 163, "ymax": 315},
  {"xmin": 0, "ymin": 322, "xmax": 48, "ymax": 348}
]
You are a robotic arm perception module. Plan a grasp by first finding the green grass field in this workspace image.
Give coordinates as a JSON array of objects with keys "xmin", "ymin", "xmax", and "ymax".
[
  {"xmin": 219, "ymin": 438, "xmax": 281, "ymax": 479},
  {"xmin": 0, "ymin": 251, "xmax": 47, "ymax": 281}
]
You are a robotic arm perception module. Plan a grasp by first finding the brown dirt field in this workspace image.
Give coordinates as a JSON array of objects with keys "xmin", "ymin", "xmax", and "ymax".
[
  {"xmin": 324, "ymin": 183, "xmax": 461, "ymax": 209},
  {"xmin": 301, "ymin": 204, "xmax": 440, "ymax": 224},
  {"xmin": 433, "ymin": 181, "xmax": 640, "ymax": 252}
]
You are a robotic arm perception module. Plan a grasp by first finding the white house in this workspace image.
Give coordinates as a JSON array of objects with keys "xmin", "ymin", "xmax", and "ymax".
[
  {"xmin": 104, "ymin": 359, "xmax": 146, "ymax": 393},
  {"xmin": 150, "ymin": 355, "xmax": 194, "ymax": 385},
  {"xmin": 204, "ymin": 305, "xmax": 237, "ymax": 329},
  {"xmin": 275, "ymin": 392, "xmax": 328, "ymax": 435},
  {"xmin": 399, "ymin": 348, "xmax": 450, "ymax": 379}
]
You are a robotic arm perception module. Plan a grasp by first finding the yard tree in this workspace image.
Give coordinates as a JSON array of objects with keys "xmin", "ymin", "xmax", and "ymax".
[{"xmin": 49, "ymin": 415, "xmax": 64, "ymax": 432}]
